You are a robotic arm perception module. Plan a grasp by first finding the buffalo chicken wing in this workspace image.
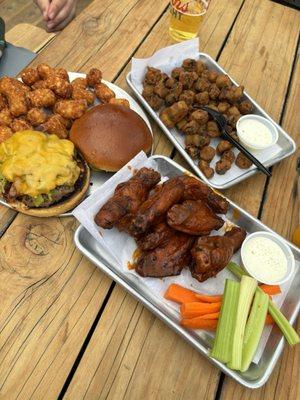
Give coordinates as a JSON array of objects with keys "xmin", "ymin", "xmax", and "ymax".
[
  {"xmin": 167, "ymin": 199, "xmax": 224, "ymax": 235},
  {"xmin": 95, "ymin": 168, "xmax": 161, "ymax": 229},
  {"xmin": 190, "ymin": 227, "xmax": 246, "ymax": 282}
]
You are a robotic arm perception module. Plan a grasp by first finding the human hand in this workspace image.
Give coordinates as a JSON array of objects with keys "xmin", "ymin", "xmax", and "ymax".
[{"xmin": 34, "ymin": 0, "xmax": 77, "ymax": 32}]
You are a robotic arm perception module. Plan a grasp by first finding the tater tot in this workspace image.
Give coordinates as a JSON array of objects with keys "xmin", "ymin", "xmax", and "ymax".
[
  {"xmin": 0, "ymin": 93, "xmax": 7, "ymax": 110},
  {"xmin": 27, "ymin": 108, "xmax": 48, "ymax": 126},
  {"xmin": 55, "ymin": 67, "xmax": 69, "ymax": 81},
  {"xmin": 0, "ymin": 109, "xmax": 12, "ymax": 126},
  {"xmin": 28, "ymin": 89, "xmax": 56, "ymax": 108},
  {"xmin": 94, "ymin": 82, "xmax": 115, "ymax": 103},
  {"xmin": 21, "ymin": 68, "xmax": 40, "ymax": 86},
  {"xmin": 0, "ymin": 125, "xmax": 13, "ymax": 143},
  {"xmin": 45, "ymin": 75, "xmax": 72, "ymax": 98},
  {"xmin": 71, "ymin": 78, "xmax": 87, "ymax": 89},
  {"xmin": 10, "ymin": 118, "xmax": 32, "ymax": 132},
  {"xmin": 54, "ymin": 99, "xmax": 88, "ymax": 119},
  {"xmin": 108, "ymin": 98, "xmax": 130, "ymax": 107},
  {"xmin": 32, "ymin": 80, "xmax": 48, "ymax": 90},
  {"xmin": 72, "ymin": 86, "xmax": 95, "ymax": 105},
  {"xmin": 86, "ymin": 68, "xmax": 102, "ymax": 87},
  {"xmin": 37, "ymin": 63, "xmax": 55, "ymax": 80},
  {"xmin": 0, "ymin": 77, "xmax": 28, "ymax": 117},
  {"xmin": 41, "ymin": 114, "xmax": 69, "ymax": 138}
]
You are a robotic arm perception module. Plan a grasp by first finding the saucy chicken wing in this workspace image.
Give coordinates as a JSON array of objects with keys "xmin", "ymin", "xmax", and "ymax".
[
  {"xmin": 136, "ymin": 222, "xmax": 174, "ymax": 251},
  {"xmin": 167, "ymin": 200, "xmax": 224, "ymax": 235},
  {"xmin": 95, "ymin": 168, "xmax": 161, "ymax": 229},
  {"xmin": 190, "ymin": 227, "xmax": 246, "ymax": 282},
  {"xmin": 135, "ymin": 232, "xmax": 194, "ymax": 278},
  {"xmin": 130, "ymin": 178, "xmax": 184, "ymax": 235}
]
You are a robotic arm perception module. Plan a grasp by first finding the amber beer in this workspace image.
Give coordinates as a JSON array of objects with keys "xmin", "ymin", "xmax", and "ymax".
[{"xmin": 169, "ymin": 0, "xmax": 208, "ymax": 42}]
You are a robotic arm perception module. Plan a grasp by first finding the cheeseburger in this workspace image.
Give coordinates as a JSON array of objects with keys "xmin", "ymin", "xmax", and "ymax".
[
  {"xmin": 0, "ymin": 130, "xmax": 90, "ymax": 217},
  {"xmin": 70, "ymin": 104, "xmax": 153, "ymax": 171}
]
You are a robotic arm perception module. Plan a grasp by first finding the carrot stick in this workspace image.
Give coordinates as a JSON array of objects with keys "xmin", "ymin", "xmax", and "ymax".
[
  {"xmin": 164, "ymin": 284, "xmax": 199, "ymax": 304},
  {"xmin": 260, "ymin": 284, "xmax": 281, "ymax": 296},
  {"xmin": 198, "ymin": 312, "xmax": 220, "ymax": 319},
  {"xmin": 181, "ymin": 317, "xmax": 218, "ymax": 330},
  {"xmin": 265, "ymin": 314, "xmax": 275, "ymax": 325},
  {"xmin": 180, "ymin": 302, "xmax": 221, "ymax": 318},
  {"xmin": 195, "ymin": 294, "xmax": 222, "ymax": 303}
]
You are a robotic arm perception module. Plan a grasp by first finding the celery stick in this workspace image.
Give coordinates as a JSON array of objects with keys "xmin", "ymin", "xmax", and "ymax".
[
  {"xmin": 263, "ymin": 291, "xmax": 300, "ymax": 346},
  {"xmin": 227, "ymin": 261, "xmax": 247, "ymax": 279},
  {"xmin": 228, "ymin": 262, "xmax": 300, "ymax": 346},
  {"xmin": 227, "ymin": 275, "xmax": 257, "ymax": 370},
  {"xmin": 241, "ymin": 289, "xmax": 269, "ymax": 372},
  {"xmin": 210, "ymin": 280, "xmax": 240, "ymax": 363}
]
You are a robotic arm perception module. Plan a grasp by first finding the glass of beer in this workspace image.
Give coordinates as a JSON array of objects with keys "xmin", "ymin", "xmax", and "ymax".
[{"xmin": 169, "ymin": 0, "xmax": 209, "ymax": 42}]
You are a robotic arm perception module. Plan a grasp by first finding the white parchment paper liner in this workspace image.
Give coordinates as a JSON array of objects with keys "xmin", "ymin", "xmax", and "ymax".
[{"xmin": 73, "ymin": 151, "xmax": 295, "ymax": 364}]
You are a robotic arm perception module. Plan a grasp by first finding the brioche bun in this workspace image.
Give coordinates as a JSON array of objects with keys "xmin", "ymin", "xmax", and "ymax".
[{"xmin": 69, "ymin": 104, "xmax": 152, "ymax": 172}]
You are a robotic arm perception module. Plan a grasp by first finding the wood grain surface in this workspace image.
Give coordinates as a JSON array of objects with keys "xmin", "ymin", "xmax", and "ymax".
[{"xmin": 0, "ymin": 0, "xmax": 299, "ymax": 398}]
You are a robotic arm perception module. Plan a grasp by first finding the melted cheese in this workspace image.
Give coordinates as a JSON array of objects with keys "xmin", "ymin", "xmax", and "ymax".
[{"xmin": 0, "ymin": 130, "xmax": 80, "ymax": 197}]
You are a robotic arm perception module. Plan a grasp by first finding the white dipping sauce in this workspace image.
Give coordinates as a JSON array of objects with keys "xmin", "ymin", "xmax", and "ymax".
[
  {"xmin": 242, "ymin": 237, "xmax": 287, "ymax": 283},
  {"xmin": 238, "ymin": 118, "xmax": 273, "ymax": 147}
]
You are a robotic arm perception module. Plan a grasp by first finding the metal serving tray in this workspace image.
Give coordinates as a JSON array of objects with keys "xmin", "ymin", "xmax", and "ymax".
[
  {"xmin": 126, "ymin": 53, "xmax": 296, "ymax": 189},
  {"xmin": 74, "ymin": 155, "xmax": 300, "ymax": 388}
]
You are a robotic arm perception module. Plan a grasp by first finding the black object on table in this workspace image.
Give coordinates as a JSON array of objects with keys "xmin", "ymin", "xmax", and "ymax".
[
  {"xmin": 201, "ymin": 106, "xmax": 272, "ymax": 177},
  {"xmin": 271, "ymin": 0, "xmax": 300, "ymax": 10},
  {"xmin": 0, "ymin": 17, "xmax": 36, "ymax": 77}
]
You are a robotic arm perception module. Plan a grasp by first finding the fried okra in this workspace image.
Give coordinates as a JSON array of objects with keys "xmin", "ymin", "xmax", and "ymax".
[
  {"xmin": 144, "ymin": 66, "xmax": 162, "ymax": 85},
  {"xmin": 185, "ymin": 144, "xmax": 199, "ymax": 159},
  {"xmin": 194, "ymin": 91, "xmax": 210, "ymax": 106},
  {"xmin": 215, "ymin": 158, "xmax": 232, "ymax": 175},
  {"xmin": 181, "ymin": 120, "xmax": 200, "ymax": 135},
  {"xmin": 235, "ymin": 152, "xmax": 253, "ymax": 169},
  {"xmin": 218, "ymin": 102, "xmax": 230, "ymax": 113},
  {"xmin": 171, "ymin": 67, "xmax": 184, "ymax": 80},
  {"xmin": 199, "ymin": 146, "xmax": 216, "ymax": 162},
  {"xmin": 207, "ymin": 121, "xmax": 221, "ymax": 138},
  {"xmin": 190, "ymin": 109, "xmax": 209, "ymax": 125},
  {"xmin": 208, "ymin": 84, "xmax": 220, "ymax": 100},
  {"xmin": 179, "ymin": 90, "xmax": 195, "ymax": 105},
  {"xmin": 216, "ymin": 74, "xmax": 232, "ymax": 88},
  {"xmin": 216, "ymin": 140, "xmax": 232, "ymax": 155},
  {"xmin": 154, "ymin": 81, "xmax": 169, "ymax": 98},
  {"xmin": 239, "ymin": 100, "xmax": 253, "ymax": 114},
  {"xmin": 222, "ymin": 150, "xmax": 235, "ymax": 163},
  {"xmin": 194, "ymin": 77, "xmax": 210, "ymax": 92},
  {"xmin": 185, "ymin": 134, "xmax": 210, "ymax": 148},
  {"xmin": 182, "ymin": 58, "xmax": 197, "ymax": 71},
  {"xmin": 159, "ymin": 101, "xmax": 189, "ymax": 128},
  {"xmin": 198, "ymin": 160, "xmax": 214, "ymax": 179},
  {"xmin": 179, "ymin": 71, "xmax": 198, "ymax": 90}
]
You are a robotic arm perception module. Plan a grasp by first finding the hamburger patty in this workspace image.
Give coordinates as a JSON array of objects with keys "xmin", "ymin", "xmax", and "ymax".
[{"xmin": 2, "ymin": 155, "xmax": 87, "ymax": 208}]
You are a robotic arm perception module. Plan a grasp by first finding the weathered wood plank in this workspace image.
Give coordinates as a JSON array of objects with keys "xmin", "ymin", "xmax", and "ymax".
[
  {"xmin": 220, "ymin": 44, "xmax": 300, "ymax": 400},
  {"xmin": 6, "ymin": 23, "xmax": 55, "ymax": 52}
]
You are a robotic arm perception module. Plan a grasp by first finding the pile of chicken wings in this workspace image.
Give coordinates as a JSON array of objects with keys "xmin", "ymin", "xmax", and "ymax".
[{"xmin": 95, "ymin": 167, "xmax": 246, "ymax": 282}]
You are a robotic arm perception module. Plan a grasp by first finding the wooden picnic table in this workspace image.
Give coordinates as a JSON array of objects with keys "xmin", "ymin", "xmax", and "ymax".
[{"xmin": 0, "ymin": 0, "xmax": 299, "ymax": 398}]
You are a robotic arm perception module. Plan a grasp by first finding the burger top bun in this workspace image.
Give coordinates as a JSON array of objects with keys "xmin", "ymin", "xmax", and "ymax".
[{"xmin": 69, "ymin": 104, "xmax": 152, "ymax": 172}]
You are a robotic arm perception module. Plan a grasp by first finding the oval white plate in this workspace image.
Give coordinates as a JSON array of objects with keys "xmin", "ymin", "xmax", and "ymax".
[{"xmin": 0, "ymin": 72, "xmax": 153, "ymax": 217}]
